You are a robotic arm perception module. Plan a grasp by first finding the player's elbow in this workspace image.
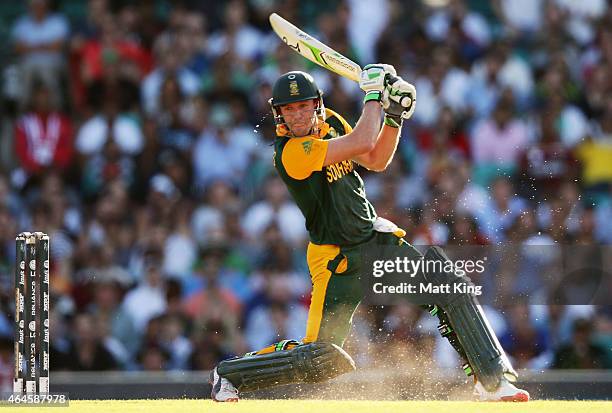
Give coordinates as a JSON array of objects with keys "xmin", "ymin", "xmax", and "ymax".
[
  {"xmin": 357, "ymin": 150, "xmax": 390, "ymax": 171},
  {"xmin": 359, "ymin": 154, "xmax": 389, "ymax": 172},
  {"xmin": 358, "ymin": 139, "xmax": 377, "ymax": 154},
  {"xmin": 348, "ymin": 127, "xmax": 378, "ymax": 155},
  {"xmin": 349, "ymin": 141, "xmax": 375, "ymax": 157},
  {"xmin": 369, "ymin": 161, "xmax": 390, "ymax": 172},
  {"xmin": 355, "ymin": 133, "xmax": 378, "ymax": 154}
]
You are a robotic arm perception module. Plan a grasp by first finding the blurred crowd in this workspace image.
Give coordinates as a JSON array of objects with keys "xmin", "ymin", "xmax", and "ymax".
[{"xmin": 0, "ymin": 0, "xmax": 611, "ymax": 380}]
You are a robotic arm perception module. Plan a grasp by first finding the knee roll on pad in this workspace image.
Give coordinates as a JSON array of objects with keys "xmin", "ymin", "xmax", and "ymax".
[
  {"xmin": 425, "ymin": 304, "xmax": 470, "ymax": 366},
  {"xmin": 217, "ymin": 342, "xmax": 356, "ymax": 393},
  {"xmin": 424, "ymin": 246, "xmax": 518, "ymax": 392},
  {"xmin": 244, "ymin": 339, "xmax": 302, "ymax": 356}
]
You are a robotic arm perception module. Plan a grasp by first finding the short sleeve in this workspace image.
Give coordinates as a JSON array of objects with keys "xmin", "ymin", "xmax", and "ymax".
[{"xmin": 281, "ymin": 137, "xmax": 329, "ymax": 180}]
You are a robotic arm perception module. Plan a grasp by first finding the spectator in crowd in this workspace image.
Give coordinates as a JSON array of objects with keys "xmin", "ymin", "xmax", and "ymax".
[
  {"xmin": 241, "ymin": 175, "xmax": 307, "ymax": 247},
  {"xmin": 477, "ymin": 177, "xmax": 528, "ymax": 242},
  {"xmin": 471, "ymin": 91, "xmax": 531, "ymax": 185},
  {"xmin": 83, "ymin": 70, "xmax": 141, "ymax": 141},
  {"xmin": 553, "ymin": 318, "xmax": 608, "ymax": 369},
  {"xmin": 467, "ymin": 46, "xmax": 504, "ymax": 118},
  {"xmin": 207, "ymin": 0, "xmax": 265, "ymax": 64},
  {"xmin": 76, "ymin": 83, "xmax": 144, "ymax": 195},
  {"xmin": 500, "ymin": 303, "xmax": 549, "ymax": 369},
  {"xmin": 534, "ymin": 64, "xmax": 589, "ymax": 148},
  {"xmin": 122, "ymin": 261, "xmax": 167, "ymax": 333},
  {"xmin": 61, "ymin": 313, "xmax": 118, "ymax": 371},
  {"xmin": 494, "ymin": 0, "xmax": 544, "ymax": 35},
  {"xmin": 14, "ymin": 80, "xmax": 74, "ymax": 178},
  {"xmin": 191, "ymin": 180, "xmax": 238, "ymax": 247},
  {"xmin": 413, "ymin": 47, "xmax": 470, "ymax": 126},
  {"xmin": 138, "ymin": 344, "xmax": 170, "ymax": 371},
  {"xmin": 182, "ymin": 251, "xmax": 242, "ymax": 323},
  {"xmin": 245, "ymin": 298, "xmax": 308, "ymax": 352},
  {"xmin": 155, "ymin": 77, "xmax": 198, "ymax": 153},
  {"xmin": 11, "ymin": 0, "xmax": 69, "ymax": 107},
  {"xmin": 87, "ymin": 279, "xmax": 138, "ymax": 358},
  {"xmin": 78, "ymin": 13, "xmax": 151, "ymax": 86},
  {"xmin": 189, "ymin": 319, "xmax": 237, "ymax": 370},
  {"xmin": 575, "ymin": 95, "xmax": 612, "ymax": 202},
  {"xmin": 141, "ymin": 35, "xmax": 200, "ymax": 116},
  {"xmin": 158, "ymin": 314, "xmax": 193, "ymax": 370},
  {"xmin": 517, "ymin": 102, "xmax": 580, "ymax": 202},
  {"xmin": 192, "ymin": 104, "xmax": 256, "ymax": 189}
]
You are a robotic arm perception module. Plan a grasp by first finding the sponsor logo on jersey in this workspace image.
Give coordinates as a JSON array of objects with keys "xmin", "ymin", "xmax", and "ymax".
[{"xmin": 302, "ymin": 140, "xmax": 313, "ymax": 154}]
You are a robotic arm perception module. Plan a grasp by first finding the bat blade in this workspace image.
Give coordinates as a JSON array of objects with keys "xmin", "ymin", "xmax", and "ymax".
[{"xmin": 269, "ymin": 13, "xmax": 362, "ymax": 83}]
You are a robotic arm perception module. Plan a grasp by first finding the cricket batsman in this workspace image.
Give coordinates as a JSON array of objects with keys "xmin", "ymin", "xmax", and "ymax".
[{"xmin": 209, "ymin": 65, "xmax": 530, "ymax": 402}]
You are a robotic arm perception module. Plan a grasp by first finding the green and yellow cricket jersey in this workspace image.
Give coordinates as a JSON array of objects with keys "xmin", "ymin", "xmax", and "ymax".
[{"xmin": 273, "ymin": 108, "xmax": 377, "ymax": 246}]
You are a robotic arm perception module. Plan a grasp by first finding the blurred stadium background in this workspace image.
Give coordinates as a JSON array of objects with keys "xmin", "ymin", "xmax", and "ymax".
[{"xmin": 0, "ymin": 0, "xmax": 611, "ymax": 399}]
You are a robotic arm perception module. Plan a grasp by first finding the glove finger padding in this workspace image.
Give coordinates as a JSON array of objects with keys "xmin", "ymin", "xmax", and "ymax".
[
  {"xmin": 382, "ymin": 88, "xmax": 404, "ymax": 116},
  {"xmin": 359, "ymin": 65, "xmax": 386, "ymax": 93},
  {"xmin": 382, "ymin": 88, "xmax": 405, "ymax": 128},
  {"xmin": 360, "ymin": 64, "xmax": 397, "ymax": 104},
  {"xmin": 378, "ymin": 63, "xmax": 397, "ymax": 76},
  {"xmin": 385, "ymin": 75, "xmax": 416, "ymax": 119}
]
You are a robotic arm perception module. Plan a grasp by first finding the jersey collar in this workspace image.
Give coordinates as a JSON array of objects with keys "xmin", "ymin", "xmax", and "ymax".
[{"xmin": 276, "ymin": 120, "xmax": 330, "ymax": 139}]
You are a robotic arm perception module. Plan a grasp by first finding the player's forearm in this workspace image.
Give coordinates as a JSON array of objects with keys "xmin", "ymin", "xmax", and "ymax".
[
  {"xmin": 323, "ymin": 102, "xmax": 382, "ymax": 166},
  {"xmin": 368, "ymin": 124, "xmax": 401, "ymax": 171},
  {"xmin": 350, "ymin": 101, "xmax": 383, "ymax": 153},
  {"xmin": 355, "ymin": 124, "xmax": 400, "ymax": 171}
]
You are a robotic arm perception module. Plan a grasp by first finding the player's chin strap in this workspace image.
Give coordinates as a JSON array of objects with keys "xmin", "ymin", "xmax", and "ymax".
[{"xmin": 217, "ymin": 342, "xmax": 356, "ymax": 393}]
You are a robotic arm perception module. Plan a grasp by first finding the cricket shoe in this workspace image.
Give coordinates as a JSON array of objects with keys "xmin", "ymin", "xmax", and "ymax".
[
  {"xmin": 210, "ymin": 367, "xmax": 239, "ymax": 402},
  {"xmin": 473, "ymin": 378, "xmax": 530, "ymax": 402}
]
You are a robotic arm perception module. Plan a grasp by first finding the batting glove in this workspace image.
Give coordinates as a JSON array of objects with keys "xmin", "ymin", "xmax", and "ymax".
[
  {"xmin": 359, "ymin": 63, "xmax": 396, "ymax": 104},
  {"xmin": 382, "ymin": 75, "xmax": 416, "ymax": 127}
]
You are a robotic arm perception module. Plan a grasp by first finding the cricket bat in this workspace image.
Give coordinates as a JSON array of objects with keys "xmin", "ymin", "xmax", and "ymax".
[
  {"xmin": 269, "ymin": 13, "xmax": 411, "ymax": 107},
  {"xmin": 269, "ymin": 13, "xmax": 362, "ymax": 82}
]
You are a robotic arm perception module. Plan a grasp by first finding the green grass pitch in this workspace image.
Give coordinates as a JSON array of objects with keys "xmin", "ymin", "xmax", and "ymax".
[{"xmin": 10, "ymin": 400, "xmax": 612, "ymax": 412}]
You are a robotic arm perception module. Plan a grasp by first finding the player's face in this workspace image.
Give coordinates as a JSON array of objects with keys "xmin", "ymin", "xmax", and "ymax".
[{"xmin": 279, "ymin": 99, "xmax": 317, "ymax": 137}]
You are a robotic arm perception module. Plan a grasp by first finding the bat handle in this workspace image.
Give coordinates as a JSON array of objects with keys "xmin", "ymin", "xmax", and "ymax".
[
  {"xmin": 385, "ymin": 74, "xmax": 412, "ymax": 108},
  {"xmin": 399, "ymin": 96, "xmax": 412, "ymax": 108}
]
